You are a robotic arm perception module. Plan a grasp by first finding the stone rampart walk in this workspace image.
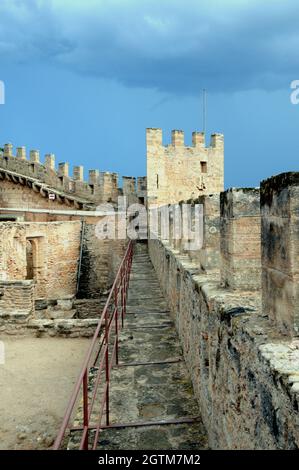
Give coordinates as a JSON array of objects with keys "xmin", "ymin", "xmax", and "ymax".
[{"xmin": 96, "ymin": 242, "xmax": 208, "ymax": 450}]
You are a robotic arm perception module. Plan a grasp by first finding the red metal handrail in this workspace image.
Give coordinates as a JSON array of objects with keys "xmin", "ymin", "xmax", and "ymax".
[{"xmin": 53, "ymin": 241, "xmax": 133, "ymax": 450}]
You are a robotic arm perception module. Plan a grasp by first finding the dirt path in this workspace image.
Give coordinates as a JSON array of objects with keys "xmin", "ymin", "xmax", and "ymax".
[{"xmin": 0, "ymin": 336, "xmax": 90, "ymax": 450}]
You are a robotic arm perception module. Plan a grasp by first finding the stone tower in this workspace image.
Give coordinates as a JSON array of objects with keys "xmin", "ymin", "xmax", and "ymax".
[{"xmin": 146, "ymin": 128, "xmax": 224, "ymax": 207}]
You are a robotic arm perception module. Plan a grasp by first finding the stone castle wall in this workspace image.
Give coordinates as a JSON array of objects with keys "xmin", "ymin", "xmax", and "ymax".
[{"xmin": 0, "ymin": 143, "xmax": 146, "ymax": 207}]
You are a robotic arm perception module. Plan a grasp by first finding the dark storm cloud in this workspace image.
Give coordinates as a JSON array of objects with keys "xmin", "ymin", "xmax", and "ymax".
[{"xmin": 0, "ymin": 0, "xmax": 298, "ymax": 94}]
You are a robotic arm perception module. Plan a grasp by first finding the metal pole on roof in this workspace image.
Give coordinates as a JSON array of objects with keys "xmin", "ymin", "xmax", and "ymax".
[{"xmin": 203, "ymin": 88, "xmax": 207, "ymax": 136}]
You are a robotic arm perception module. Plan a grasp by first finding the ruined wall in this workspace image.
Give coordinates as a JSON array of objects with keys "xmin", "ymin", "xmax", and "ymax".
[
  {"xmin": 0, "ymin": 280, "xmax": 34, "ymax": 314},
  {"xmin": 78, "ymin": 224, "xmax": 110, "ymax": 298},
  {"xmin": 78, "ymin": 222, "xmax": 127, "ymax": 298},
  {"xmin": 148, "ymin": 174, "xmax": 299, "ymax": 450},
  {"xmin": 26, "ymin": 318, "xmax": 100, "ymax": 338},
  {"xmin": 0, "ymin": 280, "xmax": 35, "ymax": 335},
  {"xmin": 0, "ymin": 284, "xmax": 107, "ymax": 337},
  {"xmin": 0, "ymin": 221, "xmax": 82, "ymax": 299},
  {"xmin": 146, "ymin": 129, "xmax": 224, "ymax": 207}
]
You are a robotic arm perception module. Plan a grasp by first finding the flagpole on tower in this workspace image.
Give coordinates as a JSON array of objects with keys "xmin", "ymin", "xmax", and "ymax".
[{"xmin": 203, "ymin": 88, "xmax": 207, "ymax": 137}]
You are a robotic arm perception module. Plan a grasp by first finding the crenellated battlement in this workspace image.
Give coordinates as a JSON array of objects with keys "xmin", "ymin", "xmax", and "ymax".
[
  {"xmin": 146, "ymin": 128, "xmax": 224, "ymax": 151},
  {"xmin": 0, "ymin": 143, "xmax": 146, "ymax": 207},
  {"xmin": 146, "ymin": 128, "xmax": 224, "ymax": 206}
]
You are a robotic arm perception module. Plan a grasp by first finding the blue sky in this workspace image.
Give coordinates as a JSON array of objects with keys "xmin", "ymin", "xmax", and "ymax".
[{"xmin": 0, "ymin": 0, "xmax": 298, "ymax": 188}]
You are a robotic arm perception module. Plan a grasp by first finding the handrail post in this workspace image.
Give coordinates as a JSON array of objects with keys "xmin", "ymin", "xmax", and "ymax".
[
  {"xmin": 105, "ymin": 306, "xmax": 110, "ymax": 426},
  {"xmin": 115, "ymin": 287, "xmax": 119, "ymax": 365},
  {"xmin": 121, "ymin": 273, "xmax": 125, "ymax": 328},
  {"xmin": 83, "ymin": 369, "xmax": 89, "ymax": 450}
]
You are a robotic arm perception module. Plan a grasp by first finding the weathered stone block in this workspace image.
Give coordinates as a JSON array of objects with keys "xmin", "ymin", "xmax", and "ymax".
[
  {"xmin": 197, "ymin": 193, "xmax": 220, "ymax": 272},
  {"xmin": 56, "ymin": 297, "xmax": 74, "ymax": 311}
]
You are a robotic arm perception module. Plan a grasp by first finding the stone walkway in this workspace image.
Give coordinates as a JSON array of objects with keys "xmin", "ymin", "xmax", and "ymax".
[{"xmin": 95, "ymin": 243, "xmax": 208, "ymax": 450}]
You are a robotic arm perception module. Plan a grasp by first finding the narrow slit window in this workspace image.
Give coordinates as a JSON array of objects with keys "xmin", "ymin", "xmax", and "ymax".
[
  {"xmin": 201, "ymin": 162, "xmax": 207, "ymax": 174},
  {"xmin": 156, "ymin": 174, "xmax": 159, "ymax": 189}
]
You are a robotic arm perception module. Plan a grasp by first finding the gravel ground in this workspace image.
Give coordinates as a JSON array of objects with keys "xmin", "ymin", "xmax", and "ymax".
[{"xmin": 0, "ymin": 336, "xmax": 90, "ymax": 450}]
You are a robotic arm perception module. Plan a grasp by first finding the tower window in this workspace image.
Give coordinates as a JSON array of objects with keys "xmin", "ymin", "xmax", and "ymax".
[{"xmin": 201, "ymin": 162, "xmax": 207, "ymax": 173}]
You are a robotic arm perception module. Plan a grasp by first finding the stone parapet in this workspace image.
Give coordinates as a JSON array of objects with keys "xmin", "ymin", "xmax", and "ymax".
[
  {"xmin": 261, "ymin": 172, "xmax": 299, "ymax": 336},
  {"xmin": 148, "ymin": 238, "xmax": 299, "ymax": 449},
  {"xmin": 220, "ymin": 188, "xmax": 261, "ymax": 290}
]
